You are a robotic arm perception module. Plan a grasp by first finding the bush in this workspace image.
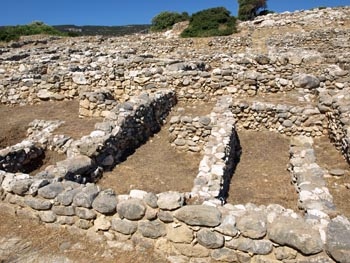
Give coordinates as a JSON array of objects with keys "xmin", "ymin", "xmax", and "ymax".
[
  {"xmin": 0, "ymin": 21, "xmax": 66, "ymax": 42},
  {"xmin": 181, "ymin": 7, "xmax": 237, "ymax": 38},
  {"xmin": 151, "ymin": 11, "xmax": 190, "ymax": 32}
]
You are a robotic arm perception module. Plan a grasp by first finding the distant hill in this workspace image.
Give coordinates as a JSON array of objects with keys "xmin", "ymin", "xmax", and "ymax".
[{"xmin": 53, "ymin": 24, "xmax": 151, "ymax": 37}]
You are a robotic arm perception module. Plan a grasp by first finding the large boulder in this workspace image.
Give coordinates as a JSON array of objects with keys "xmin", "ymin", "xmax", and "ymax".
[{"xmin": 268, "ymin": 216, "xmax": 323, "ymax": 255}]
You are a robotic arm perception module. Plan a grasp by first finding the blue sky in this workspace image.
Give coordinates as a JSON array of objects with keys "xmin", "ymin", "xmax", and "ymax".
[{"xmin": 1, "ymin": 0, "xmax": 349, "ymax": 26}]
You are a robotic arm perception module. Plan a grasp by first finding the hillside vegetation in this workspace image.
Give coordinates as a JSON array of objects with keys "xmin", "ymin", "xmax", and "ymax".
[{"xmin": 0, "ymin": 21, "xmax": 66, "ymax": 42}]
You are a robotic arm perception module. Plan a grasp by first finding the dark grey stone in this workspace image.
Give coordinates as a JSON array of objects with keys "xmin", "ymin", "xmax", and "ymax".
[
  {"xmin": 57, "ymin": 188, "xmax": 81, "ymax": 206},
  {"xmin": 92, "ymin": 189, "xmax": 117, "ymax": 214},
  {"xmin": 111, "ymin": 218, "xmax": 138, "ymax": 235},
  {"xmin": 293, "ymin": 74, "xmax": 320, "ymax": 90},
  {"xmin": 38, "ymin": 182, "xmax": 64, "ymax": 199},
  {"xmin": 52, "ymin": 205, "xmax": 75, "ymax": 216},
  {"xmin": 138, "ymin": 220, "xmax": 166, "ymax": 239},
  {"xmin": 72, "ymin": 184, "xmax": 99, "ymax": 208},
  {"xmin": 143, "ymin": 192, "xmax": 158, "ymax": 208},
  {"xmin": 25, "ymin": 196, "xmax": 52, "ymax": 210},
  {"xmin": 197, "ymin": 229, "xmax": 224, "ymax": 249},
  {"xmin": 117, "ymin": 198, "xmax": 146, "ymax": 220}
]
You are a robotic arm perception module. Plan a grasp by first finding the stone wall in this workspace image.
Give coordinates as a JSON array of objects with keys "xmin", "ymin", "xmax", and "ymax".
[
  {"xmin": 231, "ymin": 100, "xmax": 327, "ymax": 137},
  {"xmin": 191, "ymin": 96, "xmax": 241, "ymax": 203},
  {"xmin": 1, "ymin": 7, "xmax": 349, "ymax": 106},
  {"xmin": 1, "ymin": 172, "xmax": 349, "ymax": 262},
  {"xmin": 168, "ymin": 112, "xmax": 212, "ymax": 153},
  {"xmin": 33, "ymin": 90, "xmax": 177, "ymax": 183},
  {"xmin": 0, "ymin": 141, "xmax": 43, "ymax": 173},
  {"xmin": 319, "ymin": 89, "xmax": 350, "ymax": 164}
]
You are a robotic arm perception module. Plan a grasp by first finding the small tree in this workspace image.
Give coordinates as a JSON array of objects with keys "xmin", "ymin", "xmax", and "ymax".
[
  {"xmin": 238, "ymin": 0, "xmax": 267, "ymax": 21},
  {"xmin": 151, "ymin": 11, "xmax": 190, "ymax": 32},
  {"xmin": 181, "ymin": 7, "xmax": 237, "ymax": 38}
]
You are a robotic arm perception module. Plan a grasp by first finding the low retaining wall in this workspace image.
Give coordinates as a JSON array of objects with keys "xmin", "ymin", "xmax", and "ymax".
[
  {"xmin": 231, "ymin": 100, "xmax": 327, "ymax": 137},
  {"xmin": 1, "ymin": 175, "xmax": 349, "ymax": 262},
  {"xmin": 191, "ymin": 96, "xmax": 241, "ymax": 203},
  {"xmin": 321, "ymin": 89, "xmax": 350, "ymax": 164},
  {"xmin": 30, "ymin": 90, "xmax": 177, "ymax": 183},
  {"xmin": 168, "ymin": 113, "xmax": 212, "ymax": 153},
  {"xmin": 289, "ymin": 136, "xmax": 336, "ymax": 218}
]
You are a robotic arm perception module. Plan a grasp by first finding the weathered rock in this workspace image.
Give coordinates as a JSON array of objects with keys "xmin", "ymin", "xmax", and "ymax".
[
  {"xmin": 158, "ymin": 210, "xmax": 174, "ymax": 223},
  {"xmin": 72, "ymin": 184, "xmax": 99, "ymax": 208},
  {"xmin": 52, "ymin": 205, "xmax": 75, "ymax": 216},
  {"xmin": 268, "ymin": 216, "xmax": 323, "ymax": 255},
  {"xmin": 11, "ymin": 179, "xmax": 33, "ymax": 195},
  {"xmin": 166, "ymin": 224, "xmax": 193, "ymax": 244},
  {"xmin": 57, "ymin": 188, "xmax": 81, "ymax": 206},
  {"xmin": 92, "ymin": 189, "xmax": 117, "ymax": 214},
  {"xmin": 197, "ymin": 229, "xmax": 224, "ymax": 249},
  {"xmin": 174, "ymin": 205, "xmax": 221, "ymax": 227},
  {"xmin": 56, "ymin": 155, "xmax": 95, "ymax": 177},
  {"xmin": 94, "ymin": 215, "xmax": 111, "ymax": 231},
  {"xmin": 211, "ymin": 248, "xmax": 239, "ymax": 262},
  {"xmin": 157, "ymin": 191, "xmax": 184, "ymax": 210},
  {"xmin": 111, "ymin": 218, "xmax": 138, "ymax": 235},
  {"xmin": 117, "ymin": 199, "xmax": 146, "ymax": 220},
  {"xmin": 75, "ymin": 207, "xmax": 97, "ymax": 220},
  {"xmin": 38, "ymin": 211, "xmax": 57, "ymax": 223},
  {"xmin": 236, "ymin": 211, "xmax": 267, "ymax": 239},
  {"xmin": 274, "ymin": 246, "xmax": 298, "ymax": 261},
  {"xmin": 293, "ymin": 74, "xmax": 320, "ymax": 90},
  {"xmin": 24, "ymin": 196, "xmax": 52, "ymax": 210},
  {"xmin": 173, "ymin": 243, "xmax": 210, "ymax": 258},
  {"xmin": 226, "ymin": 237, "xmax": 273, "ymax": 255},
  {"xmin": 143, "ymin": 192, "xmax": 158, "ymax": 208},
  {"xmin": 215, "ymin": 212, "xmax": 238, "ymax": 237},
  {"xmin": 38, "ymin": 182, "xmax": 64, "ymax": 199},
  {"xmin": 138, "ymin": 220, "xmax": 166, "ymax": 239},
  {"xmin": 326, "ymin": 216, "xmax": 350, "ymax": 263}
]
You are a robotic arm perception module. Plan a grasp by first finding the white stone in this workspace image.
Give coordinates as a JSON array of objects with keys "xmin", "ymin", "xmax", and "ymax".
[{"xmin": 129, "ymin": 189, "xmax": 147, "ymax": 199}]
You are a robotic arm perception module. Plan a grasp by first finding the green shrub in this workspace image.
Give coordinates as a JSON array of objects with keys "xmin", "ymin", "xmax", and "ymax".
[
  {"xmin": 151, "ymin": 11, "xmax": 190, "ymax": 32},
  {"xmin": 0, "ymin": 21, "xmax": 66, "ymax": 42},
  {"xmin": 181, "ymin": 7, "xmax": 237, "ymax": 38}
]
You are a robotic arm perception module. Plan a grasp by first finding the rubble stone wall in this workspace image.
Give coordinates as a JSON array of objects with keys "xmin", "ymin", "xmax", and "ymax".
[
  {"xmin": 231, "ymin": 100, "xmax": 327, "ymax": 137},
  {"xmin": 168, "ymin": 114, "xmax": 212, "ymax": 153}
]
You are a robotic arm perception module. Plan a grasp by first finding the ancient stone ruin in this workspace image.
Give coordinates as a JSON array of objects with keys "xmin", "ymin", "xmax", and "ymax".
[{"xmin": 1, "ymin": 6, "xmax": 350, "ymax": 263}]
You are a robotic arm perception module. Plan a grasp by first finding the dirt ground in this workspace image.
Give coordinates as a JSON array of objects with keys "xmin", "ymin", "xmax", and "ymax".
[
  {"xmin": 0, "ymin": 101, "xmax": 100, "ymax": 148},
  {"xmin": 227, "ymin": 130, "xmax": 300, "ymax": 211},
  {"xmin": 99, "ymin": 101, "xmax": 212, "ymax": 194},
  {"xmin": 0, "ymin": 206, "xmax": 168, "ymax": 263},
  {"xmin": 314, "ymin": 136, "xmax": 350, "ymax": 218}
]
